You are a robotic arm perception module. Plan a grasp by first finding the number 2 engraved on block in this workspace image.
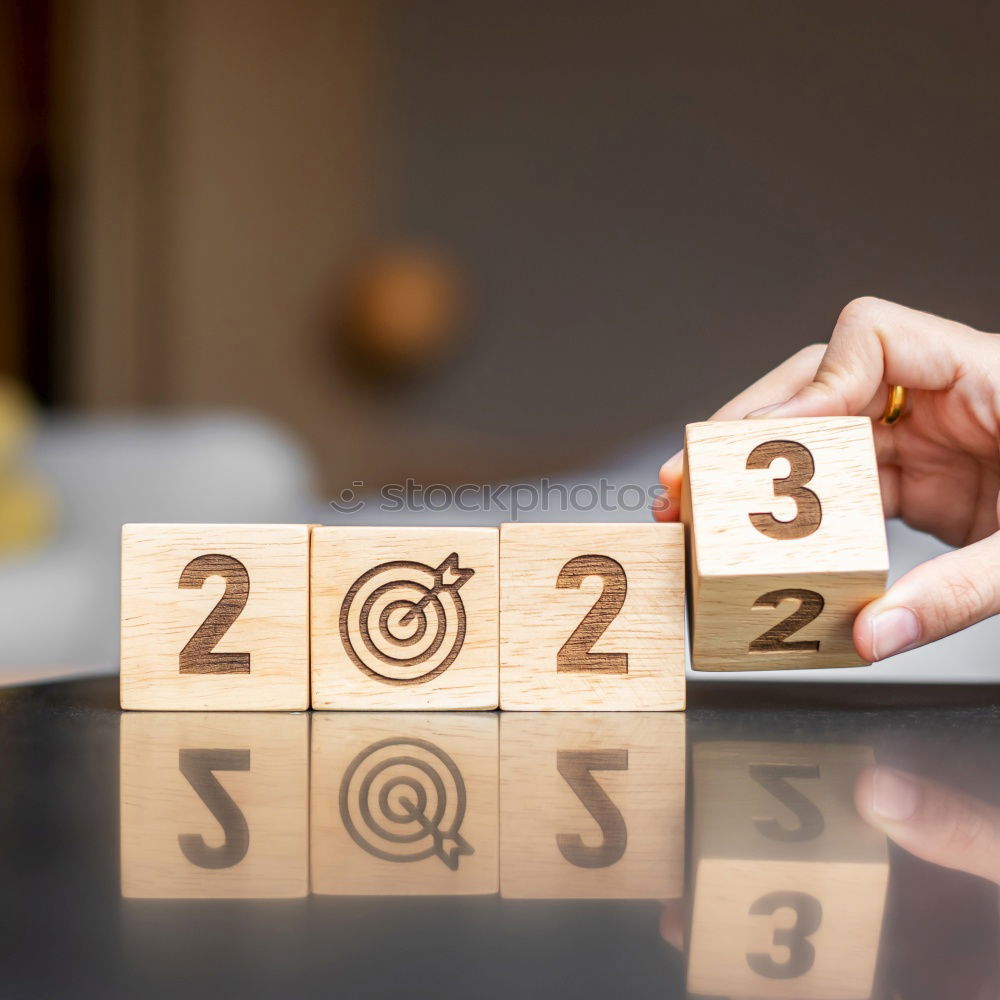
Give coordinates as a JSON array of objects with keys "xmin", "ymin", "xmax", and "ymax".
[
  {"xmin": 556, "ymin": 749, "xmax": 629, "ymax": 868},
  {"xmin": 749, "ymin": 763, "xmax": 825, "ymax": 841},
  {"xmin": 747, "ymin": 891, "xmax": 823, "ymax": 979},
  {"xmin": 749, "ymin": 589, "xmax": 824, "ymax": 654},
  {"xmin": 747, "ymin": 440, "xmax": 822, "ymax": 539},
  {"xmin": 556, "ymin": 555, "xmax": 628, "ymax": 674},
  {"xmin": 178, "ymin": 748, "xmax": 251, "ymax": 869},
  {"xmin": 178, "ymin": 554, "xmax": 251, "ymax": 674}
]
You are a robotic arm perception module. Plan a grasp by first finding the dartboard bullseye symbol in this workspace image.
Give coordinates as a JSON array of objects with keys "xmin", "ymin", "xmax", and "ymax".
[
  {"xmin": 339, "ymin": 737, "xmax": 474, "ymax": 870},
  {"xmin": 339, "ymin": 552, "xmax": 475, "ymax": 685}
]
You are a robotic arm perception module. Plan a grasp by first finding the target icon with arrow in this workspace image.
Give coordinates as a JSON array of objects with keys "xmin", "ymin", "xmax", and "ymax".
[
  {"xmin": 339, "ymin": 552, "xmax": 475, "ymax": 685},
  {"xmin": 339, "ymin": 737, "xmax": 475, "ymax": 870}
]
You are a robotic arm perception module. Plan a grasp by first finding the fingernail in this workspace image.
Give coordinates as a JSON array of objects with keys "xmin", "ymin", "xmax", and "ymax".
[
  {"xmin": 870, "ymin": 606, "xmax": 921, "ymax": 660},
  {"xmin": 747, "ymin": 398, "xmax": 792, "ymax": 417},
  {"xmin": 872, "ymin": 767, "xmax": 920, "ymax": 822},
  {"xmin": 662, "ymin": 449, "xmax": 682, "ymax": 471}
]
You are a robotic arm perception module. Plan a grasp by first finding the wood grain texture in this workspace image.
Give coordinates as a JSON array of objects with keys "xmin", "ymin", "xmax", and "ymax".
[
  {"xmin": 499, "ymin": 713, "xmax": 685, "ymax": 898},
  {"xmin": 310, "ymin": 713, "xmax": 498, "ymax": 895},
  {"xmin": 120, "ymin": 524, "xmax": 312, "ymax": 710},
  {"xmin": 120, "ymin": 712, "xmax": 309, "ymax": 898},
  {"xmin": 500, "ymin": 523, "xmax": 686, "ymax": 710},
  {"xmin": 310, "ymin": 526, "xmax": 499, "ymax": 710},
  {"xmin": 687, "ymin": 741, "xmax": 888, "ymax": 999},
  {"xmin": 682, "ymin": 418, "xmax": 888, "ymax": 671}
]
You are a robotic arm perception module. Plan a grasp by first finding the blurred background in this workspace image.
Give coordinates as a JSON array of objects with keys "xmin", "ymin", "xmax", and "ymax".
[{"xmin": 2, "ymin": 0, "xmax": 1000, "ymax": 679}]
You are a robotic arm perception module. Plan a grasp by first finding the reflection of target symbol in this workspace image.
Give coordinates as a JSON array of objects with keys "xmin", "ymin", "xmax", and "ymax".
[
  {"xmin": 339, "ymin": 552, "xmax": 475, "ymax": 685},
  {"xmin": 339, "ymin": 737, "xmax": 474, "ymax": 870}
]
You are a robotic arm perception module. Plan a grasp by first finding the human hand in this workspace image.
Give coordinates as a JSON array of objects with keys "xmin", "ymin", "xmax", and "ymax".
[
  {"xmin": 855, "ymin": 765, "xmax": 1000, "ymax": 884},
  {"xmin": 655, "ymin": 297, "xmax": 1000, "ymax": 661}
]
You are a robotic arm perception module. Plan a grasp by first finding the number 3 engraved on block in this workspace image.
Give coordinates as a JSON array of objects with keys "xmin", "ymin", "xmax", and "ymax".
[
  {"xmin": 747, "ymin": 440, "xmax": 822, "ymax": 539},
  {"xmin": 556, "ymin": 555, "xmax": 628, "ymax": 674},
  {"xmin": 749, "ymin": 589, "xmax": 824, "ymax": 654},
  {"xmin": 178, "ymin": 554, "xmax": 251, "ymax": 674}
]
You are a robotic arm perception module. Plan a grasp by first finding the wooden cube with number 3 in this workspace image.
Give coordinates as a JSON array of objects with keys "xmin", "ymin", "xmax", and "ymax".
[
  {"xmin": 682, "ymin": 418, "xmax": 888, "ymax": 671},
  {"xmin": 500, "ymin": 522, "xmax": 686, "ymax": 710},
  {"xmin": 121, "ymin": 523, "xmax": 311, "ymax": 710}
]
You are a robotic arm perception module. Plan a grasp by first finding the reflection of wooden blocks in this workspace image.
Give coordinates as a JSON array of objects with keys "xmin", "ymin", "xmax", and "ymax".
[
  {"xmin": 311, "ymin": 713, "xmax": 498, "ymax": 894},
  {"xmin": 687, "ymin": 741, "xmax": 888, "ymax": 999},
  {"xmin": 120, "ymin": 524, "xmax": 311, "ymax": 710},
  {"xmin": 500, "ymin": 713, "xmax": 685, "ymax": 898},
  {"xmin": 310, "ymin": 527, "xmax": 499, "ymax": 710},
  {"xmin": 120, "ymin": 713, "xmax": 309, "ymax": 898},
  {"xmin": 682, "ymin": 419, "xmax": 888, "ymax": 671},
  {"xmin": 499, "ymin": 523, "xmax": 686, "ymax": 710}
]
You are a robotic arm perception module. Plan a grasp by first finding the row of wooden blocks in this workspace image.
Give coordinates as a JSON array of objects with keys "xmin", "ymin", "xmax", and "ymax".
[
  {"xmin": 121, "ymin": 418, "xmax": 889, "ymax": 711},
  {"xmin": 122, "ymin": 712, "xmax": 887, "ymax": 998}
]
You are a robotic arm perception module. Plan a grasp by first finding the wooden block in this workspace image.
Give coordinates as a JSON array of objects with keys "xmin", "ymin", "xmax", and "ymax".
[
  {"xmin": 682, "ymin": 418, "xmax": 888, "ymax": 671},
  {"xmin": 310, "ymin": 526, "xmax": 499, "ymax": 710},
  {"xmin": 499, "ymin": 522, "xmax": 686, "ymax": 710},
  {"xmin": 687, "ymin": 741, "xmax": 888, "ymax": 999},
  {"xmin": 310, "ymin": 713, "xmax": 498, "ymax": 895},
  {"xmin": 120, "ymin": 712, "xmax": 309, "ymax": 898},
  {"xmin": 120, "ymin": 523, "xmax": 311, "ymax": 710},
  {"xmin": 500, "ymin": 713, "xmax": 685, "ymax": 898}
]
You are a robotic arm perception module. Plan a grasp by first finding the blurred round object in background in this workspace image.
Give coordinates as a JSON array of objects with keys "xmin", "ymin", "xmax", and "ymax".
[{"xmin": 337, "ymin": 245, "xmax": 464, "ymax": 381}]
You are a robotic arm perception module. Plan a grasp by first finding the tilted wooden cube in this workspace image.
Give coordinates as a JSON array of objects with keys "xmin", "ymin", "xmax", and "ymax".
[
  {"xmin": 120, "ymin": 712, "xmax": 309, "ymax": 898},
  {"xmin": 687, "ymin": 741, "xmax": 888, "ymax": 999},
  {"xmin": 120, "ymin": 523, "xmax": 311, "ymax": 710},
  {"xmin": 682, "ymin": 418, "xmax": 888, "ymax": 670},
  {"xmin": 310, "ymin": 526, "xmax": 499, "ymax": 709},
  {"xmin": 499, "ymin": 712, "xmax": 685, "ymax": 899},
  {"xmin": 310, "ymin": 712, "xmax": 498, "ymax": 895},
  {"xmin": 500, "ymin": 522, "xmax": 686, "ymax": 710}
]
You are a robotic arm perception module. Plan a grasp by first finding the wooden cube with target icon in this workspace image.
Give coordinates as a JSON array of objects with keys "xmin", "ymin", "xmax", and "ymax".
[
  {"xmin": 120, "ymin": 523, "xmax": 311, "ymax": 710},
  {"xmin": 682, "ymin": 418, "xmax": 889, "ymax": 671},
  {"xmin": 310, "ymin": 526, "xmax": 499, "ymax": 710},
  {"xmin": 310, "ymin": 712, "xmax": 499, "ymax": 895}
]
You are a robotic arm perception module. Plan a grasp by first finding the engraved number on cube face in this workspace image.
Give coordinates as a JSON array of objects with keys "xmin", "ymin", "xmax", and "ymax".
[
  {"xmin": 747, "ymin": 440, "xmax": 822, "ymax": 540},
  {"xmin": 555, "ymin": 749, "xmax": 628, "ymax": 869},
  {"xmin": 177, "ymin": 748, "xmax": 251, "ymax": 869},
  {"xmin": 178, "ymin": 554, "xmax": 251, "ymax": 674},
  {"xmin": 747, "ymin": 891, "xmax": 823, "ymax": 979},
  {"xmin": 749, "ymin": 763, "xmax": 824, "ymax": 842},
  {"xmin": 556, "ymin": 555, "xmax": 628, "ymax": 674},
  {"xmin": 749, "ymin": 589, "xmax": 824, "ymax": 654}
]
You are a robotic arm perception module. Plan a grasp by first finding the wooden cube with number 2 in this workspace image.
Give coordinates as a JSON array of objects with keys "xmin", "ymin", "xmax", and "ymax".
[
  {"xmin": 500, "ymin": 522, "xmax": 686, "ymax": 710},
  {"xmin": 682, "ymin": 418, "xmax": 888, "ymax": 671}
]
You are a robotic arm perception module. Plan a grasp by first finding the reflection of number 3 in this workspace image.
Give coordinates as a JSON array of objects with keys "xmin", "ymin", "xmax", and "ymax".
[
  {"xmin": 556, "ymin": 555, "xmax": 628, "ymax": 674},
  {"xmin": 747, "ymin": 891, "xmax": 823, "ymax": 979}
]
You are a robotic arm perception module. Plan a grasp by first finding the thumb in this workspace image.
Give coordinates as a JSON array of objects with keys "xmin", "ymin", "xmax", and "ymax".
[
  {"xmin": 855, "ymin": 766, "xmax": 1000, "ymax": 883},
  {"xmin": 854, "ymin": 531, "xmax": 1000, "ymax": 661}
]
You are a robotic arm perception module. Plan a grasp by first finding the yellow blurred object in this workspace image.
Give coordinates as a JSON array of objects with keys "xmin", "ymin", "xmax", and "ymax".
[
  {"xmin": 0, "ymin": 377, "xmax": 55, "ymax": 555},
  {"xmin": 0, "ymin": 474, "xmax": 54, "ymax": 555},
  {"xmin": 0, "ymin": 376, "xmax": 37, "ymax": 467}
]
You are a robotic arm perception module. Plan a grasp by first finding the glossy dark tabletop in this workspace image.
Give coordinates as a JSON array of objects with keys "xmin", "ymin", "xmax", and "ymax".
[{"xmin": 2, "ymin": 677, "xmax": 999, "ymax": 999}]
